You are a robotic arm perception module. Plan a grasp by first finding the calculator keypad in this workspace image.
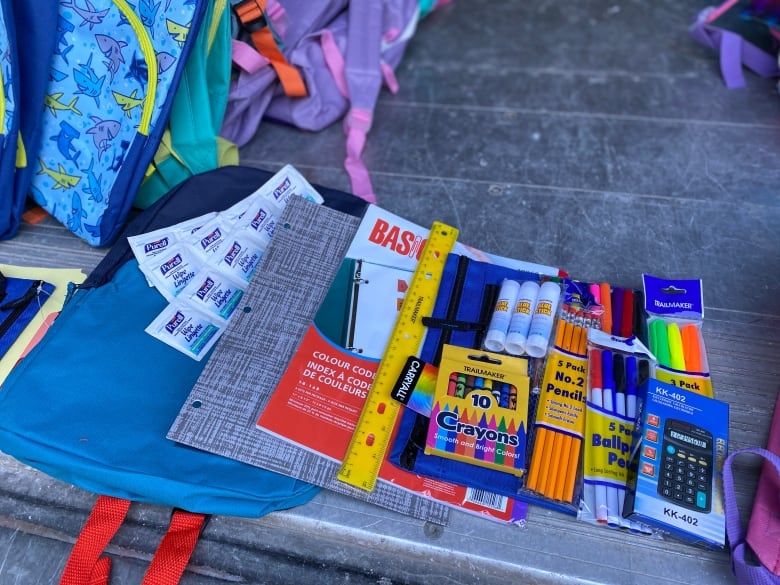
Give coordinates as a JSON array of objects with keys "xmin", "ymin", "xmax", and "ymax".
[{"xmin": 658, "ymin": 444, "xmax": 711, "ymax": 512}]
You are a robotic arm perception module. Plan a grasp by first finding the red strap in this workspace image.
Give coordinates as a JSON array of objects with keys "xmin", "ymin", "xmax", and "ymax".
[
  {"xmin": 141, "ymin": 510, "xmax": 207, "ymax": 585},
  {"xmin": 60, "ymin": 498, "xmax": 206, "ymax": 585},
  {"xmin": 234, "ymin": 0, "xmax": 307, "ymax": 97},
  {"xmin": 59, "ymin": 496, "xmax": 131, "ymax": 585}
]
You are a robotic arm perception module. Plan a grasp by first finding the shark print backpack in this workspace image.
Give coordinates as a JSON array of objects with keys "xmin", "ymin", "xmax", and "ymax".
[{"xmin": 27, "ymin": 0, "xmax": 209, "ymax": 247}]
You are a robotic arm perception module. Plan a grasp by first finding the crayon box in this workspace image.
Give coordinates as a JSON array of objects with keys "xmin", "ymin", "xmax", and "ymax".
[
  {"xmin": 624, "ymin": 378, "xmax": 729, "ymax": 549},
  {"xmin": 424, "ymin": 344, "xmax": 530, "ymax": 476}
]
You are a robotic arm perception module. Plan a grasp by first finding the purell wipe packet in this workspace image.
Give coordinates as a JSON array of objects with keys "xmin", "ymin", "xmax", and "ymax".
[
  {"xmin": 177, "ymin": 267, "xmax": 246, "ymax": 322},
  {"xmin": 184, "ymin": 215, "xmax": 233, "ymax": 263},
  {"xmin": 145, "ymin": 302, "xmax": 225, "ymax": 361},
  {"xmin": 234, "ymin": 197, "xmax": 282, "ymax": 249},
  {"xmin": 208, "ymin": 227, "xmax": 267, "ymax": 284},
  {"xmin": 128, "ymin": 212, "xmax": 217, "ymax": 263},
  {"xmin": 253, "ymin": 164, "xmax": 325, "ymax": 207},
  {"xmin": 129, "ymin": 212, "xmax": 217, "ymax": 287},
  {"xmin": 143, "ymin": 244, "xmax": 204, "ymax": 302}
]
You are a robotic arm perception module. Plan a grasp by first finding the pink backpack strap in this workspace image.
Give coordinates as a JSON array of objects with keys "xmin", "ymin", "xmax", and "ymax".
[
  {"xmin": 232, "ymin": 38, "xmax": 269, "ymax": 74},
  {"xmin": 342, "ymin": 0, "xmax": 384, "ymax": 203}
]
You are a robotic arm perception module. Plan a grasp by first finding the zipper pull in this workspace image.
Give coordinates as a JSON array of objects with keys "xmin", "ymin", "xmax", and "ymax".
[{"xmin": 0, "ymin": 280, "xmax": 44, "ymax": 311}]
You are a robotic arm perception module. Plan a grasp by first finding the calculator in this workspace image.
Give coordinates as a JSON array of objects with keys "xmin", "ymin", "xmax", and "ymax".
[{"xmin": 657, "ymin": 419, "xmax": 713, "ymax": 513}]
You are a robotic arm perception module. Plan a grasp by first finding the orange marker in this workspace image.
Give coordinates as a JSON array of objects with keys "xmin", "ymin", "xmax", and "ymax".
[{"xmin": 599, "ymin": 282, "xmax": 612, "ymax": 333}]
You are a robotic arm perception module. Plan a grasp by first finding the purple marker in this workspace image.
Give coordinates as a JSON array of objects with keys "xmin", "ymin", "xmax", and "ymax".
[{"xmin": 611, "ymin": 287, "xmax": 624, "ymax": 336}]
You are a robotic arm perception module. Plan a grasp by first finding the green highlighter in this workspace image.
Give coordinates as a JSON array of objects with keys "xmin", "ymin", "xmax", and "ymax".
[{"xmin": 649, "ymin": 319, "xmax": 671, "ymax": 368}]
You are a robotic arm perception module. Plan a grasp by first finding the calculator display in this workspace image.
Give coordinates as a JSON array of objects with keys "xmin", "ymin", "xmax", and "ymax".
[{"xmin": 657, "ymin": 419, "xmax": 713, "ymax": 513}]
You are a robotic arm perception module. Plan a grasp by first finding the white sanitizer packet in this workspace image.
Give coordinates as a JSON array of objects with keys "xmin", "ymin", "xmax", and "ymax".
[
  {"xmin": 145, "ymin": 302, "xmax": 225, "ymax": 361},
  {"xmin": 143, "ymin": 244, "xmax": 204, "ymax": 302}
]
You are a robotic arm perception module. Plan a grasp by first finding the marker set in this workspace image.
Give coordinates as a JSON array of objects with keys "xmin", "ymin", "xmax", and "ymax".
[{"xmin": 587, "ymin": 281, "xmax": 645, "ymax": 342}]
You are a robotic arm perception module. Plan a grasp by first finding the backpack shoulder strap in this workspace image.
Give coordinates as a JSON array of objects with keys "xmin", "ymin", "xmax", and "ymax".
[
  {"xmin": 233, "ymin": 0, "xmax": 307, "ymax": 97},
  {"xmin": 723, "ymin": 447, "xmax": 780, "ymax": 585},
  {"xmin": 342, "ymin": 0, "xmax": 384, "ymax": 203}
]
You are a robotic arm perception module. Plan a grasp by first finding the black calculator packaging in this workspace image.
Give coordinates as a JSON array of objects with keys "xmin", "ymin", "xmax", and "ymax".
[{"xmin": 624, "ymin": 378, "xmax": 729, "ymax": 549}]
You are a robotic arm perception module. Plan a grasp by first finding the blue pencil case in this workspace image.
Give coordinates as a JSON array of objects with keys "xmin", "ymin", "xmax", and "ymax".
[
  {"xmin": 0, "ymin": 273, "xmax": 55, "ymax": 360},
  {"xmin": 387, "ymin": 254, "xmax": 541, "ymax": 498}
]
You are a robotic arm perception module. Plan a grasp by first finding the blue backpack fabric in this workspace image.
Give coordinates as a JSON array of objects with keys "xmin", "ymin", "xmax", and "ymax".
[
  {"xmin": 0, "ymin": 0, "xmax": 59, "ymax": 240},
  {"xmin": 0, "ymin": 0, "xmax": 20, "ymax": 239},
  {"xmin": 25, "ymin": 0, "xmax": 210, "ymax": 247},
  {"xmin": 0, "ymin": 166, "xmax": 366, "ymax": 518}
]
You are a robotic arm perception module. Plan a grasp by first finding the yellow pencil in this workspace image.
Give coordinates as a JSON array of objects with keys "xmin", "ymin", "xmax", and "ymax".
[
  {"xmin": 544, "ymin": 432, "xmax": 565, "ymax": 496},
  {"xmin": 552, "ymin": 434, "xmax": 572, "ymax": 500},
  {"xmin": 563, "ymin": 436, "xmax": 582, "ymax": 502},
  {"xmin": 525, "ymin": 427, "xmax": 549, "ymax": 491}
]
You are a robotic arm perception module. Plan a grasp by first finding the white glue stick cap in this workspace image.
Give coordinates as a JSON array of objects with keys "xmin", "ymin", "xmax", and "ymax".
[
  {"xmin": 483, "ymin": 279, "xmax": 521, "ymax": 353},
  {"xmin": 524, "ymin": 281, "xmax": 562, "ymax": 358},
  {"xmin": 504, "ymin": 280, "xmax": 541, "ymax": 355}
]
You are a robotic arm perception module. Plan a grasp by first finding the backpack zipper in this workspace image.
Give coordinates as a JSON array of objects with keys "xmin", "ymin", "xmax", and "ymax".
[
  {"xmin": 0, "ymin": 36, "xmax": 6, "ymax": 133},
  {"xmin": 0, "ymin": 280, "xmax": 45, "ymax": 340},
  {"xmin": 113, "ymin": 0, "xmax": 159, "ymax": 135}
]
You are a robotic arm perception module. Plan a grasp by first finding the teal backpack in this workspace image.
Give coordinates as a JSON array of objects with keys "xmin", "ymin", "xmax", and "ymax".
[{"xmin": 134, "ymin": 0, "xmax": 239, "ymax": 210}]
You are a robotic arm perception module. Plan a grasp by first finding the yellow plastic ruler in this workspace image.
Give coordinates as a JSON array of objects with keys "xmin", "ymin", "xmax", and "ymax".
[{"xmin": 337, "ymin": 221, "xmax": 459, "ymax": 492}]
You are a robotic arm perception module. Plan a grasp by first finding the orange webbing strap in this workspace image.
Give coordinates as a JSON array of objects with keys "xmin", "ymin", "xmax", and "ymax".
[
  {"xmin": 141, "ymin": 509, "xmax": 207, "ymax": 585},
  {"xmin": 233, "ymin": 0, "xmax": 307, "ymax": 97},
  {"xmin": 59, "ymin": 497, "xmax": 207, "ymax": 585},
  {"xmin": 59, "ymin": 496, "xmax": 131, "ymax": 585}
]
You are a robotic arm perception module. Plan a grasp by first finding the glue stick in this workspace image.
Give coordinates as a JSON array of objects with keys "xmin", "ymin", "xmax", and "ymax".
[
  {"xmin": 525, "ymin": 281, "xmax": 562, "ymax": 358},
  {"xmin": 504, "ymin": 281, "xmax": 541, "ymax": 355},
  {"xmin": 483, "ymin": 279, "xmax": 520, "ymax": 352}
]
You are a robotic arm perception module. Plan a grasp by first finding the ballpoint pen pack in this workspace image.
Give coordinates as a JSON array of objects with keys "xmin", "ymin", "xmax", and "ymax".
[
  {"xmin": 642, "ymin": 275, "xmax": 712, "ymax": 398},
  {"xmin": 579, "ymin": 329, "xmax": 654, "ymax": 532},
  {"xmin": 623, "ymin": 378, "xmax": 729, "ymax": 550},
  {"xmin": 425, "ymin": 344, "xmax": 530, "ymax": 476}
]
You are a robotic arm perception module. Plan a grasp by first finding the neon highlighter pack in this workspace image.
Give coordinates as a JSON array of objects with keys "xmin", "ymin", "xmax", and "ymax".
[
  {"xmin": 642, "ymin": 274, "xmax": 712, "ymax": 398},
  {"xmin": 624, "ymin": 378, "xmax": 729, "ymax": 549}
]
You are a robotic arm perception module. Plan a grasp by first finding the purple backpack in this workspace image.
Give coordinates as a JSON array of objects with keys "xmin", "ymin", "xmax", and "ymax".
[
  {"xmin": 222, "ymin": 0, "xmax": 437, "ymax": 203},
  {"xmin": 689, "ymin": 0, "xmax": 780, "ymax": 88}
]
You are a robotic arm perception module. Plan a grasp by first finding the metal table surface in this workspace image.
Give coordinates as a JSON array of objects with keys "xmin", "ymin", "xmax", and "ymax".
[{"xmin": 1, "ymin": 1, "xmax": 778, "ymax": 583}]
